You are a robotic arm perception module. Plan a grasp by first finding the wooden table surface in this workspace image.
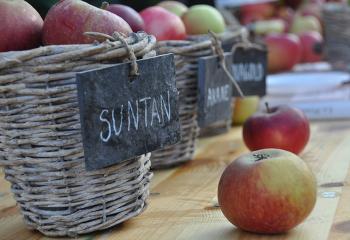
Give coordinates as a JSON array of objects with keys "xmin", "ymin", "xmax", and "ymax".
[{"xmin": 1, "ymin": 120, "xmax": 350, "ymax": 240}]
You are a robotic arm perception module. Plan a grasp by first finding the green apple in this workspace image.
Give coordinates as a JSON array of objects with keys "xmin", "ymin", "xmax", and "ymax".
[
  {"xmin": 232, "ymin": 96, "xmax": 260, "ymax": 125},
  {"xmin": 182, "ymin": 4, "xmax": 225, "ymax": 35},
  {"xmin": 291, "ymin": 15, "xmax": 321, "ymax": 34},
  {"xmin": 252, "ymin": 19, "xmax": 286, "ymax": 35},
  {"xmin": 157, "ymin": 1, "xmax": 188, "ymax": 17}
]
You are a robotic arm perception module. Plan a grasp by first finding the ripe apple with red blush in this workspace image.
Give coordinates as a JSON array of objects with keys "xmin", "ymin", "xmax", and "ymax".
[
  {"xmin": 264, "ymin": 33, "xmax": 302, "ymax": 73},
  {"xmin": 218, "ymin": 148, "xmax": 317, "ymax": 234},
  {"xmin": 299, "ymin": 31, "xmax": 323, "ymax": 63},
  {"xmin": 243, "ymin": 104, "xmax": 310, "ymax": 155},
  {"xmin": 140, "ymin": 6, "xmax": 186, "ymax": 41},
  {"xmin": 102, "ymin": 3, "xmax": 145, "ymax": 32},
  {"xmin": 43, "ymin": 0, "xmax": 132, "ymax": 45},
  {"xmin": 0, "ymin": 0, "xmax": 43, "ymax": 52}
]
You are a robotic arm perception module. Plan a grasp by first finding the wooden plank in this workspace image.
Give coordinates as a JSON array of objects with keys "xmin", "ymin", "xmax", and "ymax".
[{"xmin": 0, "ymin": 121, "xmax": 350, "ymax": 240}]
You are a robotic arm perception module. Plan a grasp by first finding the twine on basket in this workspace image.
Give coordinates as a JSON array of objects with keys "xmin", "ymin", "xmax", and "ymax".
[{"xmin": 208, "ymin": 30, "xmax": 245, "ymax": 98}]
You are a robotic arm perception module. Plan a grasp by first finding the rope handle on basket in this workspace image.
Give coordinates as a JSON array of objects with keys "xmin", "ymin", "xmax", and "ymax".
[
  {"xmin": 208, "ymin": 30, "xmax": 245, "ymax": 98},
  {"xmin": 231, "ymin": 28, "xmax": 266, "ymax": 56},
  {"xmin": 84, "ymin": 31, "xmax": 139, "ymax": 76}
]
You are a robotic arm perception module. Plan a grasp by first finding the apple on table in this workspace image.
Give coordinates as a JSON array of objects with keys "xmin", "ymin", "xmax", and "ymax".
[
  {"xmin": 242, "ymin": 104, "xmax": 310, "ymax": 155},
  {"xmin": 299, "ymin": 31, "xmax": 324, "ymax": 63},
  {"xmin": 218, "ymin": 148, "xmax": 317, "ymax": 234}
]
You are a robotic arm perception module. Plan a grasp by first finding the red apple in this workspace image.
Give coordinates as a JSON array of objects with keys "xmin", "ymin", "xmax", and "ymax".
[
  {"xmin": 42, "ymin": 0, "xmax": 132, "ymax": 45},
  {"xmin": 240, "ymin": 3, "xmax": 275, "ymax": 21},
  {"xmin": 158, "ymin": 1, "xmax": 188, "ymax": 17},
  {"xmin": 102, "ymin": 3, "xmax": 144, "ymax": 32},
  {"xmin": 140, "ymin": 6, "xmax": 186, "ymax": 41},
  {"xmin": 0, "ymin": 0, "xmax": 43, "ymax": 52},
  {"xmin": 218, "ymin": 148, "xmax": 317, "ymax": 234},
  {"xmin": 243, "ymin": 105, "xmax": 310, "ymax": 155},
  {"xmin": 264, "ymin": 33, "xmax": 302, "ymax": 73},
  {"xmin": 299, "ymin": 31, "xmax": 323, "ymax": 63}
]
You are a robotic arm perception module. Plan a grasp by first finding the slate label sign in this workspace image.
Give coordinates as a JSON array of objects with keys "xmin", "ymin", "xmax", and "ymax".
[
  {"xmin": 197, "ymin": 53, "xmax": 233, "ymax": 128},
  {"xmin": 77, "ymin": 54, "xmax": 181, "ymax": 171},
  {"xmin": 232, "ymin": 46, "xmax": 267, "ymax": 96}
]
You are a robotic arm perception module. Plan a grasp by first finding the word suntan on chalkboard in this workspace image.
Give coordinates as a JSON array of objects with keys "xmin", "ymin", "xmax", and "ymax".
[{"xmin": 77, "ymin": 54, "xmax": 181, "ymax": 171}]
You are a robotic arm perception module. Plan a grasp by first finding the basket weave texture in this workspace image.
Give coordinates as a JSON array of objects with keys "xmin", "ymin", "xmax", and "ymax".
[
  {"xmin": 0, "ymin": 32, "xmax": 155, "ymax": 237},
  {"xmin": 323, "ymin": 4, "xmax": 350, "ymax": 66}
]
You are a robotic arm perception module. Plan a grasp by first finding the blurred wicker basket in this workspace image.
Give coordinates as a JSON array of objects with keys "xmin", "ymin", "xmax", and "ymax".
[
  {"xmin": 323, "ymin": 3, "xmax": 350, "ymax": 68},
  {"xmin": 0, "ymin": 32, "xmax": 155, "ymax": 237}
]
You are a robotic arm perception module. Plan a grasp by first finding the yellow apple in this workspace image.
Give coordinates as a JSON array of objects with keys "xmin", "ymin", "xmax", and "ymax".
[{"xmin": 232, "ymin": 96, "xmax": 260, "ymax": 125}]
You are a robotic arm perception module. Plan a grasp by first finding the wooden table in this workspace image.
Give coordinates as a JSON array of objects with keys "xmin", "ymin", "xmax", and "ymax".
[{"xmin": 1, "ymin": 120, "xmax": 350, "ymax": 240}]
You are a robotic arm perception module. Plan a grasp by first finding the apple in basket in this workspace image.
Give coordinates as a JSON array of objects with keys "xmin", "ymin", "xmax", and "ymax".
[
  {"xmin": 157, "ymin": 0, "xmax": 188, "ymax": 17},
  {"xmin": 0, "ymin": 0, "xmax": 43, "ymax": 52},
  {"xmin": 140, "ymin": 6, "xmax": 186, "ymax": 41},
  {"xmin": 181, "ymin": 5, "xmax": 226, "ymax": 35},
  {"xmin": 102, "ymin": 3, "xmax": 145, "ymax": 32},
  {"xmin": 243, "ymin": 104, "xmax": 310, "ymax": 155},
  {"xmin": 218, "ymin": 148, "xmax": 317, "ymax": 234},
  {"xmin": 42, "ymin": 0, "xmax": 132, "ymax": 45}
]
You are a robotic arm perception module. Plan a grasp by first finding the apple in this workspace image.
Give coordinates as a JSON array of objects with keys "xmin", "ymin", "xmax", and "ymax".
[
  {"xmin": 102, "ymin": 3, "xmax": 144, "ymax": 32},
  {"xmin": 243, "ymin": 105, "xmax": 310, "ymax": 155},
  {"xmin": 232, "ymin": 96, "xmax": 260, "ymax": 125},
  {"xmin": 299, "ymin": 31, "xmax": 323, "ymax": 63},
  {"xmin": 158, "ymin": 1, "xmax": 188, "ymax": 17},
  {"xmin": 240, "ymin": 3, "xmax": 275, "ymax": 21},
  {"xmin": 140, "ymin": 6, "xmax": 186, "ymax": 41},
  {"xmin": 299, "ymin": 3, "xmax": 322, "ymax": 22},
  {"xmin": 218, "ymin": 148, "xmax": 317, "ymax": 234},
  {"xmin": 0, "ymin": 0, "xmax": 43, "ymax": 52},
  {"xmin": 251, "ymin": 19, "xmax": 286, "ymax": 35},
  {"xmin": 182, "ymin": 5, "xmax": 225, "ymax": 35},
  {"xmin": 276, "ymin": 7, "xmax": 295, "ymax": 32},
  {"xmin": 42, "ymin": 0, "xmax": 132, "ymax": 45},
  {"xmin": 291, "ymin": 15, "xmax": 322, "ymax": 34},
  {"xmin": 264, "ymin": 33, "xmax": 302, "ymax": 73}
]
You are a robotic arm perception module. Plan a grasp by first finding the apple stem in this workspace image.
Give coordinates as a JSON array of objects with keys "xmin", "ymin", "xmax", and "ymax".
[
  {"xmin": 253, "ymin": 154, "xmax": 270, "ymax": 162},
  {"xmin": 101, "ymin": 1, "xmax": 109, "ymax": 10},
  {"xmin": 265, "ymin": 102, "xmax": 271, "ymax": 113}
]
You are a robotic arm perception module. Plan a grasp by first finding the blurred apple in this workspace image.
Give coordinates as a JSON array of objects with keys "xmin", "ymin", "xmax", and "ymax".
[
  {"xmin": 43, "ymin": 0, "xmax": 132, "ymax": 45},
  {"xmin": 299, "ymin": 3, "xmax": 322, "ymax": 22},
  {"xmin": 291, "ymin": 15, "xmax": 321, "ymax": 34},
  {"xmin": 140, "ymin": 6, "xmax": 186, "ymax": 41},
  {"xmin": 158, "ymin": 1, "xmax": 188, "ymax": 17},
  {"xmin": 251, "ymin": 19, "xmax": 286, "ymax": 35},
  {"xmin": 0, "ymin": 0, "xmax": 43, "ymax": 52},
  {"xmin": 103, "ymin": 3, "xmax": 144, "ymax": 32},
  {"xmin": 240, "ymin": 3, "xmax": 275, "ymax": 21},
  {"xmin": 265, "ymin": 33, "xmax": 302, "ymax": 73},
  {"xmin": 299, "ymin": 31, "xmax": 323, "ymax": 63},
  {"xmin": 232, "ymin": 96, "xmax": 260, "ymax": 125},
  {"xmin": 182, "ymin": 5, "xmax": 225, "ymax": 35},
  {"xmin": 276, "ymin": 7, "xmax": 294, "ymax": 32}
]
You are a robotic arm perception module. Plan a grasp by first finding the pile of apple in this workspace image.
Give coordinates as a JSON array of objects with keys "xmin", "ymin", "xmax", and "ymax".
[
  {"xmin": 1, "ymin": 0, "xmax": 229, "ymax": 52},
  {"xmin": 239, "ymin": 0, "xmax": 348, "ymax": 73}
]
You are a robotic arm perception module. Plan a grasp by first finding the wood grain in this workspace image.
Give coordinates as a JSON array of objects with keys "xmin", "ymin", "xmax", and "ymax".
[{"xmin": 0, "ymin": 121, "xmax": 350, "ymax": 240}]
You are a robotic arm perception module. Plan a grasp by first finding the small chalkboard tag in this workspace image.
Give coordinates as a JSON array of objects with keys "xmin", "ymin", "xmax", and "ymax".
[
  {"xmin": 76, "ymin": 53, "xmax": 181, "ymax": 171},
  {"xmin": 197, "ymin": 53, "xmax": 233, "ymax": 128},
  {"xmin": 232, "ymin": 46, "xmax": 267, "ymax": 96}
]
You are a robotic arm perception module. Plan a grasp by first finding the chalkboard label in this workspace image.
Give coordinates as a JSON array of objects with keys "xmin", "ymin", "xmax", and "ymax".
[
  {"xmin": 77, "ymin": 54, "xmax": 181, "ymax": 171},
  {"xmin": 197, "ymin": 53, "xmax": 233, "ymax": 128},
  {"xmin": 232, "ymin": 46, "xmax": 267, "ymax": 96}
]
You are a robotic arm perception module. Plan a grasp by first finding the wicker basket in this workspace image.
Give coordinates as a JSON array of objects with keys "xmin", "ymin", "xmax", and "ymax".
[
  {"xmin": 0, "ymin": 32, "xmax": 155, "ymax": 237},
  {"xmin": 323, "ymin": 3, "xmax": 350, "ymax": 69}
]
